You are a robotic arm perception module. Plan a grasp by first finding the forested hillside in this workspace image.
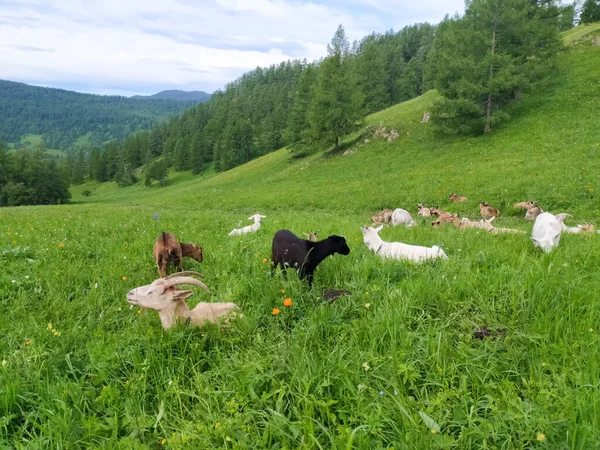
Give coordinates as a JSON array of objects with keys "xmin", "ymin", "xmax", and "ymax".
[
  {"xmin": 0, "ymin": 80, "xmax": 204, "ymax": 150},
  {"xmin": 84, "ymin": 0, "xmax": 576, "ymax": 187},
  {"xmin": 131, "ymin": 90, "xmax": 212, "ymax": 102}
]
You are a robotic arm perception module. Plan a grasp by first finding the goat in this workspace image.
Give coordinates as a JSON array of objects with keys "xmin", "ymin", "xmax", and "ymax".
[
  {"xmin": 430, "ymin": 206, "xmax": 448, "ymax": 216},
  {"xmin": 371, "ymin": 209, "xmax": 393, "ymax": 224},
  {"xmin": 361, "ymin": 225, "xmax": 447, "ymax": 262},
  {"xmin": 480, "ymin": 202, "xmax": 501, "ymax": 219},
  {"xmin": 531, "ymin": 212, "xmax": 571, "ymax": 253},
  {"xmin": 391, "ymin": 208, "xmax": 416, "ymax": 227},
  {"xmin": 417, "ymin": 204, "xmax": 432, "ymax": 217},
  {"xmin": 229, "ymin": 214, "xmax": 266, "ymax": 236},
  {"xmin": 153, "ymin": 232, "xmax": 203, "ymax": 278},
  {"xmin": 515, "ymin": 201, "xmax": 543, "ymax": 220},
  {"xmin": 126, "ymin": 272, "xmax": 240, "ymax": 330},
  {"xmin": 479, "ymin": 216, "xmax": 525, "ymax": 234},
  {"xmin": 303, "ymin": 231, "xmax": 319, "ymax": 242},
  {"xmin": 449, "ymin": 193, "xmax": 468, "ymax": 203},
  {"xmin": 271, "ymin": 230, "xmax": 350, "ymax": 288},
  {"xmin": 431, "ymin": 210, "xmax": 456, "ymax": 228},
  {"xmin": 563, "ymin": 222, "xmax": 596, "ymax": 234}
]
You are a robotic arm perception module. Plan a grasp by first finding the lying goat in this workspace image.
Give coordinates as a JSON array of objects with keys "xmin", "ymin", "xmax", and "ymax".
[
  {"xmin": 449, "ymin": 193, "xmax": 468, "ymax": 203},
  {"xmin": 154, "ymin": 232, "xmax": 203, "ymax": 278},
  {"xmin": 371, "ymin": 209, "xmax": 393, "ymax": 224},
  {"xmin": 391, "ymin": 208, "xmax": 416, "ymax": 227},
  {"xmin": 531, "ymin": 212, "xmax": 571, "ymax": 253},
  {"xmin": 563, "ymin": 222, "xmax": 596, "ymax": 234},
  {"xmin": 361, "ymin": 225, "xmax": 447, "ymax": 262},
  {"xmin": 479, "ymin": 217, "xmax": 525, "ymax": 234},
  {"xmin": 514, "ymin": 201, "xmax": 544, "ymax": 221},
  {"xmin": 417, "ymin": 204, "xmax": 432, "ymax": 217},
  {"xmin": 271, "ymin": 230, "xmax": 350, "ymax": 288},
  {"xmin": 127, "ymin": 272, "xmax": 240, "ymax": 330},
  {"xmin": 303, "ymin": 231, "xmax": 319, "ymax": 242},
  {"xmin": 480, "ymin": 202, "xmax": 501, "ymax": 219},
  {"xmin": 229, "ymin": 214, "xmax": 266, "ymax": 236}
]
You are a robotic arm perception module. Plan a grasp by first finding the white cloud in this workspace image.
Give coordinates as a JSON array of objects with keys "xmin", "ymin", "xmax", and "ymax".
[{"xmin": 0, "ymin": 0, "xmax": 464, "ymax": 95}]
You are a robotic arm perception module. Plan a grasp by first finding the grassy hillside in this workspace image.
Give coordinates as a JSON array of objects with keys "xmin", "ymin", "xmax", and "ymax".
[{"xmin": 1, "ymin": 32, "xmax": 600, "ymax": 448}]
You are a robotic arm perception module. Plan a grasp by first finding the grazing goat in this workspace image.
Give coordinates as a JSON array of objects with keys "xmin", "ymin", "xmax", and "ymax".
[
  {"xmin": 371, "ymin": 209, "xmax": 393, "ymax": 224},
  {"xmin": 127, "ymin": 272, "xmax": 240, "ymax": 330},
  {"xmin": 271, "ymin": 230, "xmax": 350, "ymax": 288},
  {"xmin": 391, "ymin": 208, "xmax": 416, "ymax": 227},
  {"xmin": 417, "ymin": 204, "xmax": 432, "ymax": 217},
  {"xmin": 531, "ymin": 212, "xmax": 571, "ymax": 253},
  {"xmin": 153, "ymin": 232, "xmax": 203, "ymax": 278},
  {"xmin": 480, "ymin": 202, "xmax": 501, "ymax": 219},
  {"xmin": 515, "ymin": 201, "xmax": 544, "ymax": 220},
  {"xmin": 229, "ymin": 214, "xmax": 266, "ymax": 236},
  {"xmin": 361, "ymin": 225, "xmax": 447, "ymax": 262},
  {"xmin": 449, "ymin": 193, "xmax": 468, "ymax": 203}
]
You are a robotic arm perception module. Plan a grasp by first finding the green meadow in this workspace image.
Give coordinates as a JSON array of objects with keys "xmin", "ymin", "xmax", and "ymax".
[{"xmin": 1, "ymin": 32, "xmax": 600, "ymax": 448}]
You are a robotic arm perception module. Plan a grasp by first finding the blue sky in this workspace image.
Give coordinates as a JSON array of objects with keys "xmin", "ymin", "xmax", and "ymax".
[{"xmin": 0, "ymin": 0, "xmax": 464, "ymax": 96}]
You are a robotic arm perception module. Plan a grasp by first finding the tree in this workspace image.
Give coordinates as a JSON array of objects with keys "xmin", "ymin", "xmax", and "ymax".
[
  {"xmin": 308, "ymin": 25, "xmax": 365, "ymax": 151},
  {"xmin": 145, "ymin": 159, "xmax": 169, "ymax": 187},
  {"xmin": 580, "ymin": 0, "xmax": 600, "ymax": 23},
  {"xmin": 284, "ymin": 64, "xmax": 318, "ymax": 146},
  {"xmin": 71, "ymin": 149, "xmax": 86, "ymax": 185},
  {"xmin": 432, "ymin": 0, "xmax": 561, "ymax": 135}
]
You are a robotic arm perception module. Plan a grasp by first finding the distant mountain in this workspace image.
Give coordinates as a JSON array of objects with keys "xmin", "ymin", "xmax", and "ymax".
[
  {"xmin": 0, "ymin": 80, "xmax": 198, "ymax": 151},
  {"xmin": 131, "ymin": 90, "xmax": 212, "ymax": 102}
]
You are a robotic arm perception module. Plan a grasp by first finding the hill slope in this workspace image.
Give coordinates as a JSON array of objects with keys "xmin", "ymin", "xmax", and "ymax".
[
  {"xmin": 131, "ymin": 89, "xmax": 211, "ymax": 102},
  {"xmin": 0, "ymin": 80, "xmax": 197, "ymax": 151},
  {"xmin": 2, "ymin": 29, "xmax": 600, "ymax": 448}
]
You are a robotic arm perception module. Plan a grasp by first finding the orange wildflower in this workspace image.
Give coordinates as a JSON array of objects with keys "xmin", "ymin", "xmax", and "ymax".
[
  {"xmin": 122, "ymin": 276, "xmax": 127, "ymax": 281},
  {"xmin": 272, "ymin": 308, "xmax": 281, "ymax": 315},
  {"xmin": 58, "ymin": 243, "xmax": 63, "ymax": 248},
  {"xmin": 262, "ymin": 258, "xmax": 268, "ymax": 263},
  {"xmin": 25, "ymin": 340, "xmax": 31, "ymax": 346},
  {"xmin": 283, "ymin": 298, "xmax": 292, "ymax": 307}
]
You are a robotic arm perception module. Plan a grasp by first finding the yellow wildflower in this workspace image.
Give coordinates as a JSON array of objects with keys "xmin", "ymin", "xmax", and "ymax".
[
  {"xmin": 122, "ymin": 276, "xmax": 127, "ymax": 281},
  {"xmin": 58, "ymin": 243, "xmax": 63, "ymax": 248},
  {"xmin": 215, "ymin": 423, "xmax": 221, "ymax": 429},
  {"xmin": 536, "ymin": 433, "xmax": 545, "ymax": 441}
]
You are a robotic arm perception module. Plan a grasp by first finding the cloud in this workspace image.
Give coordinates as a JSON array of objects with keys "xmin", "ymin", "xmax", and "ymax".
[{"xmin": 0, "ymin": 0, "xmax": 464, "ymax": 95}]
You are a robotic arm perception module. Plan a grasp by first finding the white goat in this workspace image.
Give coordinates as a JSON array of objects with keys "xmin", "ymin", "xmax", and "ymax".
[
  {"xmin": 531, "ymin": 212, "xmax": 571, "ymax": 253},
  {"xmin": 127, "ymin": 272, "xmax": 240, "ymax": 330},
  {"xmin": 229, "ymin": 214, "xmax": 266, "ymax": 236},
  {"xmin": 361, "ymin": 225, "xmax": 447, "ymax": 262},
  {"xmin": 391, "ymin": 208, "xmax": 416, "ymax": 227}
]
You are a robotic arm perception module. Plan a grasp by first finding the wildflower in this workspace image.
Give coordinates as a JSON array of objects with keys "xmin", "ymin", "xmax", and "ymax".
[
  {"xmin": 13, "ymin": 240, "xmax": 16, "ymax": 245},
  {"xmin": 122, "ymin": 276, "xmax": 127, "ymax": 281},
  {"xmin": 431, "ymin": 430, "xmax": 436, "ymax": 434},
  {"xmin": 272, "ymin": 308, "xmax": 281, "ymax": 315},
  {"xmin": 262, "ymin": 258, "xmax": 268, "ymax": 263},
  {"xmin": 11, "ymin": 280, "xmax": 16, "ymax": 283},
  {"xmin": 589, "ymin": 328, "xmax": 594, "ymax": 333},
  {"xmin": 95, "ymin": 283, "xmax": 98, "ymax": 289},
  {"xmin": 25, "ymin": 340, "xmax": 31, "ymax": 346},
  {"xmin": 25, "ymin": 275, "xmax": 29, "ymax": 279},
  {"xmin": 364, "ymin": 303, "xmax": 371, "ymax": 309},
  {"xmin": 1, "ymin": 360, "xmax": 6, "ymax": 367},
  {"xmin": 30, "ymin": 227, "xmax": 33, "ymax": 231},
  {"xmin": 243, "ymin": 245, "xmax": 247, "ymax": 249},
  {"xmin": 365, "ymin": 291, "xmax": 369, "ymax": 295},
  {"xmin": 536, "ymin": 433, "xmax": 545, "ymax": 441},
  {"xmin": 283, "ymin": 298, "xmax": 293, "ymax": 307},
  {"xmin": 394, "ymin": 390, "xmax": 398, "ymax": 396},
  {"xmin": 225, "ymin": 436, "xmax": 232, "ymax": 442},
  {"xmin": 137, "ymin": 310, "xmax": 142, "ymax": 315},
  {"xmin": 215, "ymin": 423, "xmax": 221, "ymax": 429},
  {"xmin": 362, "ymin": 362, "xmax": 370, "ymax": 371},
  {"xmin": 58, "ymin": 243, "xmax": 63, "ymax": 248},
  {"xmin": 161, "ymin": 439, "xmax": 166, "ymax": 445},
  {"xmin": 281, "ymin": 289, "xmax": 285, "ymax": 294},
  {"xmin": 379, "ymin": 391, "xmax": 384, "ymax": 396},
  {"xmin": 53, "ymin": 330, "xmax": 61, "ymax": 336},
  {"xmin": 47, "ymin": 323, "xmax": 53, "ymax": 330},
  {"xmin": 153, "ymin": 213, "xmax": 160, "ymax": 221}
]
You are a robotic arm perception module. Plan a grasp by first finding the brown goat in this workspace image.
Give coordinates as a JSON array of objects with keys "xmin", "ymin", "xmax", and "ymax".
[
  {"xmin": 480, "ymin": 202, "xmax": 501, "ymax": 219},
  {"xmin": 417, "ymin": 204, "xmax": 432, "ymax": 217},
  {"xmin": 449, "ymin": 193, "xmax": 468, "ymax": 203},
  {"xmin": 153, "ymin": 232, "xmax": 203, "ymax": 278},
  {"xmin": 371, "ymin": 209, "xmax": 393, "ymax": 224},
  {"xmin": 514, "ymin": 200, "xmax": 543, "ymax": 220},
  {"xmin": 432, "ymin": 213, "xmax": 457, "ymax": 228}
]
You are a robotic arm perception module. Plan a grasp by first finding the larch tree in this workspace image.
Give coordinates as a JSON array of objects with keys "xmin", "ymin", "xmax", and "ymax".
[{"xmin": 308, "ymin": 25, "xmax": 365, "ymax": 152}]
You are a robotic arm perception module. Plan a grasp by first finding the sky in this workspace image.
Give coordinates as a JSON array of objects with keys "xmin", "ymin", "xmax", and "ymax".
[{"xmin": 0, "ymin": 0, "xmax": 464, "ymax": 97}]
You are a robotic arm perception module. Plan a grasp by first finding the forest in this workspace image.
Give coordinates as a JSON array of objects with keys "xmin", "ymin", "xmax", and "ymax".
[
  {"xmin": 0, "ymin": 80, "xmax": 208, "ymax": 150},
  {"xmin": 1, "ymin": 0, "xmax": 588, "ymax": 206}
]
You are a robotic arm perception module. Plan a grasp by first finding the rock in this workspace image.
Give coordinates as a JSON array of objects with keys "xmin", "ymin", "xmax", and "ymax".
[{"xmin": 342, "ymin": 149, "xmax": 355, "ymax": 156}]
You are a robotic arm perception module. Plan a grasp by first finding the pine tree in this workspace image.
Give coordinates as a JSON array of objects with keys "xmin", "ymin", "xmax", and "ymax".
[
  {"xmin": 71, "ymin": 149, "xmax": 85, "ymax": 185},
  {"xmin": 580, "ymin": 0, "xmax": 600, "ymax": 23},
  {"xmin": 308, "ymin": 25, "xmax": 365, "ymax": 151},
  {"xmin": 432, "ymin": 0, "xmax": 561, "ymax": 135},
  {"xmin": 284, "ymin": 64, "xmax": 318, "ymax": 146}
]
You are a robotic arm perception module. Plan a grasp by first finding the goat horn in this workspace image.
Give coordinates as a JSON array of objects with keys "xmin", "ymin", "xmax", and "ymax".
[
  {"xmin": 162, "ymin": 276, "xmax": 210, "ymax": 293},
  {"xmin": 165, "ymin": 271, "xmax": 204, "ymax": 279}
]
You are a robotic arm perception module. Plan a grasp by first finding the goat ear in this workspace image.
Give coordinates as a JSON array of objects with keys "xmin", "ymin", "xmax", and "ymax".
[{"xmin": 172, "ymin": 290, "xmax": 194, "ymax": 301}]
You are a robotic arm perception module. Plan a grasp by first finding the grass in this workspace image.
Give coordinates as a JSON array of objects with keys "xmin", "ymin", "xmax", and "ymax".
[{"xmin": 1, "ymin": 32, "xmax": 600, "ymax": 449}]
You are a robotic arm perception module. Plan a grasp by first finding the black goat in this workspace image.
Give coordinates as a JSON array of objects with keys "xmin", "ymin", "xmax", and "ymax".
[{"xmin": 271, "ymin": 230, "xmax": 350, "ymax": 288}]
